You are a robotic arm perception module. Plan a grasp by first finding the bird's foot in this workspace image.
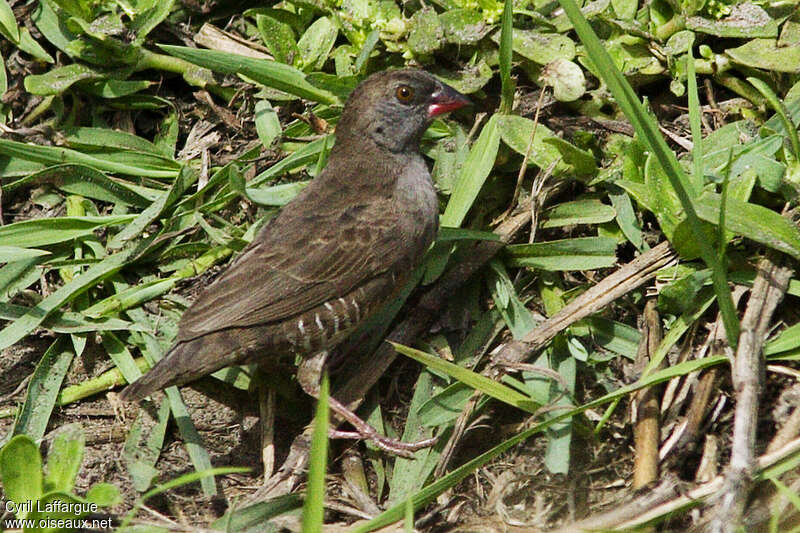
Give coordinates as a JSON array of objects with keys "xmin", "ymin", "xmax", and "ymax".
[
  {"xmin": 330, "ymin": 429, "xmax": 437, "ymax": 458},
  {"xmin": 298, "ymin": 353, "xmax": 436, "ymax": 458},
  {"xmin": 327, "ymin": 396, "xmax": 436, "ymax": 458}
]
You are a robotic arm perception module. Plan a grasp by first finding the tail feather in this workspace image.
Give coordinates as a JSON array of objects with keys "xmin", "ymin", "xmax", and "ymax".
[{"xmin": 119, "ymin": 332, "xmax": 247, "ymax": 402}]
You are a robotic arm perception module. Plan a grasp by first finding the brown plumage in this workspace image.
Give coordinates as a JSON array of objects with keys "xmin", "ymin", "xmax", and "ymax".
[{"xmin": 120, "ymin": 69, "xmax": 470, "ymax": 402}]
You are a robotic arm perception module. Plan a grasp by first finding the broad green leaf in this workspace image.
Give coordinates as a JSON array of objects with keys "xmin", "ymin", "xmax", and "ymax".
[
  {"xmin": 540, "ymin": 199, "xmax": 616, "ymax": 228},
  {"xmin": 83, "ymin": 278, "xmax": 176, "ymax": 318},
  {"xmin": 0, "ymin": 0, "xmax": 19, "ymax": 42},
  {"xmin": 296, "ymin": 16, "xmax": 337, "ymax": 71},
  {"xmin": 18, "ymin": 27, "xmax": 54, "ymax": 63},
  {"xmin": 256, "ymin": 14, "xmax": 297, "ymax": 64},
  {"xmin": 488, "ymin": 259, "xmax": 537, "ymax": 339},
  {"xmin": 576, "ymin": 317, "xmax": 640, "ymax": 359},
  {"xmin": 493, "ymin": 29, "xmax": 576, "ymax": 64},
  {"xmin": 0, "ymin": 435, "xmax": 43, "ymax": 518},
  {"xmin": 130, "ymin": 0, "xmax": 174, "ymax": 43},
  {"xmin": 27, "ymin": 491, "xmax": 91, "ymax": 530},
  {"xmin": 354, "ymin": 29, "xmax": 379, "ymax": 73},
  {"xmin": 86, "ymin": 483, "xmax": 122, "ymax": 506},
  {"xmin": 123, "ymin": 399, "xmax": 169, "ymax": 493},
  {"xmin": 254, "ymin": 99, "xmax": 282, "ymax": 148},
  {"xmin": 65, "ymin": 127, "xmax": 165, "ymax": 154},
  {"xmin": 726, "ymin": 39, "xmax": 800, "ymax": 73},
  {"xmin": 608, "ymin": 186, "xmax": 643, "ymax": 249},
  {"xmin": 688, "ymin": 4, "xmax": 781, "ymax": 38},
  {"xmin": 0, "ymin": 303, "xmax": 144, "ymax": 334},
  {"xmin": 108, "ymin": 166, "xmax": 195, "ymax": 249},
  {"xmin": 765, "ymin": 321, "xmax": 800, "ymax": 355},
  {"xmin": 43, "ymin": 424, "xmax": 84, "ymax": 493},
  {"xmin": 251, "ymin": 135, "xmax": 332, "ymax": 187},
  {"xmin": 407, "ymin": 8, "xmax": 442, "ymax": 54},
  {"xmin": 505, "ymin": 237, "xmax": 618, "ymax": 271},
  {"xmin": 439, "ymin": 9, "xmax": 489, "ymax": 45},
  {"xmin": 694, "ymin": 192, "xmax": 800, "ymax": 260},
  {"xmin": 24, "ymin": 63, "xmax": 110, "ymax": 95},
  {"xmin": 497, "ymin": 115, "xmax": 568, "ymax": 174},
  {"xmin": 32, "ymin": 0, "xmax": 76, "ymax": 56},
  {"xmin": 436, "ymin": 227, "xmax": 501, "ymax": 242},
  {"xmin": 417, "ymin": 382, "xmax": 473, "ymax": 426},
  {"xmin": 543, "ymin": 340, "xmax": 575, "ymax": 474},
  {"xmin": 644, "ymin": 152, "xmax": 683, "ymax": 240},
  {"xmin": 0, "ymin": 258, "xmax": 43, "ymax": 303},
  {"xmin": 83, "ymin": 78, "xmax": 152, "ymax": 98},
  {"xmin": 386, "ymin": 371, "xmax": 438, "ymax": 507},
  {"xmin": 0, "ymin": 138, "xmax": 178, "ymax": 178},
  {"xmin": 246, "ymin": 181, "xmax": 309, "ymax": 206},
  {"xmin": 544, "ymin": 136, "xmax": 596, "ymax": 175},
  {"xmin": 539, "ymin": 58, "xmax": 586, "ymax": 102}
]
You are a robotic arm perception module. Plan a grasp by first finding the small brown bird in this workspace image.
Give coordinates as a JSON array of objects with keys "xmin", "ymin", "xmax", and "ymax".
[{"xmin": 120, "ymin": 69, "xmax": 469, "ymax": 452}]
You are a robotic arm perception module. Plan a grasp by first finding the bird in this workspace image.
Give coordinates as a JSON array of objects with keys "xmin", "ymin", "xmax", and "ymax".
[{"xmin": 119, "ymin": 68, "xmax": 470, "ymax": 453}]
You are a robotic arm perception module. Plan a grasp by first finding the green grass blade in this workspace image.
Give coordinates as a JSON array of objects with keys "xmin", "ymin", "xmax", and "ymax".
[
  {"xmin": 391, "ymin": 342, "xmax": 539, "ymax": 414},
  {"xmin": 687, "ymin": 36, "xmax": 703, "ymax": 194},
  {"xmin": 302, "ymin": 374, "xmax": 329, "ymax": 533},
  {"xmin": 11, "ymin": 337, "xmax": 74, "ymax": 441},
  {"xmin": 159, "ymin": 45, "xmax": 338, "ymax": 105},
  {"xmin": 0, "ymin": 138, "xmax": 179, "ymax": 178},
  {"xmin": 0, "ymin": 238, "xmax": 151, "ymax": 351},
  {"xmin": 0, "ymin": 215, "xmax": 135, "ymax": 248},
  {"xmin": 498, "ymin": 0, "xmax": 514, "ymax": 113},
  {"xmin": 440, "ymin": 114, "xmax": 500, "ymax": 228},
  {"xmin": 108, "ymin": 165, "xmax": 195, "ymax": 249}
]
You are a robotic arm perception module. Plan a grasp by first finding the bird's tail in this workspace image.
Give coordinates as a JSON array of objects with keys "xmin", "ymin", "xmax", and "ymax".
[{"xmin": 119, "ymin": 332, "xmax": 246, "ymax": 402}]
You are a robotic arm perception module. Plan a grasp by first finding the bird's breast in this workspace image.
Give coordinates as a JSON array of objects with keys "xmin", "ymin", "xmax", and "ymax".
[
  {"xmin": 393, "ymin": 157, "xmax": 438, "ymax": 224},
  {"xmin": 391, "ymin": 156, "xmax": 439, "ymax": 263}
]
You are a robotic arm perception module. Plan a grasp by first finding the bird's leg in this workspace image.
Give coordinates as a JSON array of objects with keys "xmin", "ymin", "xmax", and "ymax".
[
  {"xmin": 251, "ymin": 365, "xmax": 277, "ymax": 482},
  {"xmin": 297, "ymin": 352, "xmax": 437, "ymax": 458}
]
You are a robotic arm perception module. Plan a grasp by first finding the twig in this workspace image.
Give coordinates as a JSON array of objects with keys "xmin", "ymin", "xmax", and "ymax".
[
  {"xmin": 708, "ymin": 252, "xmax": 793, "ymax": 533},
  {"xmin": 632, "ymin": 300, "xmax": 662, "ymax": 490}
]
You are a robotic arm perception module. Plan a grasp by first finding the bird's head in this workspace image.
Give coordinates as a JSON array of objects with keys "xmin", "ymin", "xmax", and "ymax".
[{"xmin": 335, "ymin": 69, "xmax": 471, "ymax": 154}]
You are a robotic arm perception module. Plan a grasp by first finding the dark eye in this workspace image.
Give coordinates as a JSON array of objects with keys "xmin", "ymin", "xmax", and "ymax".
[{"xmin": 395, "ymin": 85, "xmax": 414, "ymax": 102}]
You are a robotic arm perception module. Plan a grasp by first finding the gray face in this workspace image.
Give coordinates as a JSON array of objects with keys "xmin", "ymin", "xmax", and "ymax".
[{"xmin": 336, "ymin": 69, "xmax": 443, "ymax": 154}]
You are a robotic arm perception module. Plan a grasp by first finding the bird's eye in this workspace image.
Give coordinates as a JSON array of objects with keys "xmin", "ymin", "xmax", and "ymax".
[{"xmin": 395, "ymin": 85, "xmax": 414, "ymax": 102}]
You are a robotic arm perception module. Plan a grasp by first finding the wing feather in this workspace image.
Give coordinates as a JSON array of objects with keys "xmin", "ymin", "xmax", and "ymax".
[{"xmin": 177, "ymin": 195, "xmax": 406, "ymax": 341}]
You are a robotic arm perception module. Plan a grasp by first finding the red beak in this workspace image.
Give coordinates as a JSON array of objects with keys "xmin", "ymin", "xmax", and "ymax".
[{"xmin": 427, "ymin": 84, "xmax": 471, "ymax": 117}]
